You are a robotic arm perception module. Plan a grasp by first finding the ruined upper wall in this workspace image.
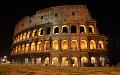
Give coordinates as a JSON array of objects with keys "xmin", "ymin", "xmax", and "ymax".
[{"xmin": 14, "ymin": 5, "xmax": 93, "ymax": 35}]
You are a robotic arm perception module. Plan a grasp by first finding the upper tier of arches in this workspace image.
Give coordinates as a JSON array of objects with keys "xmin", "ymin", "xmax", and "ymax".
[{"xmin": 14, "ymin": 5, "xmax": 95, "ymax": 35}]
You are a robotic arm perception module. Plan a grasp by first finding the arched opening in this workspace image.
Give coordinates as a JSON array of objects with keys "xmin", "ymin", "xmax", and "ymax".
[
  {"xmin": 100, "ymin": 57, "xmax": 105, "ymax": 66},
  {"xmin": 36, "ymin": 57, "xmax": 41, "ymax": 65},
  {"xmin": 54, "ymin": 26, "xmax": 59, "ymax": 34},
  {"xmin": 31, "ymin": 42, "xmax": 35, "ymax": 51},
  {"xmin": 80, "ymin": 25, "xmax": 86, "ymax": 33},
  {"xmin": 45, "ymin": 57, "xmax": 49, "ymax": 66},
  {"xmin": 81, "ymin": 40, "xmax": 87, "ymax": 49},
  {"xmin": 32, "ymin": 30, "xmax": 37, "ymax": 37},
  {"xmin": 71, "ymin": 40, "xmax": 78, "ymax": 50},
  {"xmin": 20, "ymin": 34, "xmax": 22, "ymax": 40},
  {"xmin": 21, "ymin": 44, "xmax": 25, "ymax": 52},
  {"xmin": 91, "ymin": 57, "xmax": 97, "ymax": 66},
  {"xmin": 98, "ymin": 41, "xmax": 104, "ymax": 49},
  {"xmin": 16, "ymin": 46, "xmax": 18, "ymax": 53},
  {"xmin": 25, "ymin": 58, "xmax": 29, "ymax": 64},
  {"xmin": 81, "ymin": 57, "xmax": 88, "ymax": 67},
  {"xmin": 62, "ymin": 57, "xmax": 68, "ymax": 66},
  {"xmin": 38, "ymin": 28, "xmax": 43, "ymax": 36},
  {"xmin": 18, "ymin": 45, "xmax": 21, "ymax": 52},
  {"xmin": 26, "ymin": 44, "xmax": 29, "ymax": 52},
  {"xmin": 41, "ymin": 28, "xmax": 43, "ymax": 35},
  {"xmin": 71, "ymin": 25, "xmax": 76, "ymax": 33},
  {"xmin": 52, "ymin": 57, "xmax": 58, "ymax": 66},
  {"xmin": 71, "ymin": 57, "xmax": 78, "ymax": 67},
  {"xmin": 53, "ymin": 40, "xmax": 58, "ymax": 50},
  {"xmin": 17, "ymin": 36, "xmax": 19, "ymax": 41},
  {"xmin": 23, "ymin": 33, "xmax": 26, "ymax": 39},
  {"xmin": 46, "ymin": 27, "xmax": 51, "ymax": 35},
  {"xmin": 34, "ymin": 30, "xmax": 37, "ymax": 36},
  {"xmin": 44, "ymin": 41, "xmax": 50, "ymax": 50},
  {"xmin": 27, "ymin": 31, "xmax": 30, "ymax": 39},
  {"xmin": 29, "ymin": 32, "xmax": 32, "ymax": 37},
  {"xmin": 62, "ymin": 25, "xmax": 68, "ymax": 33},
  {"xmin": 37, "ymin": 42, "xmax": 42, "ymax": 50},
  {"xmin": 89, "ymin": 25, "xmax": 94, "ymax": 34},
  {"xmin": 90, "ymin": 40, "xmax": 96, "ymax": 49},
  {"xmin": 89, "ymin": 27, "xmax": 92, "ymax": 33},
  {"xmin": 62, "ymin": 40, "xmax": 68, "ymax": 50}
]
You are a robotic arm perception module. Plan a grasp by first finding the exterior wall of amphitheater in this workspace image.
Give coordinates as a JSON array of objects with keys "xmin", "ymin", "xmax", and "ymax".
[{"xmin": 10, "ymin": 5, "xmax": 109, "ymax": 67}]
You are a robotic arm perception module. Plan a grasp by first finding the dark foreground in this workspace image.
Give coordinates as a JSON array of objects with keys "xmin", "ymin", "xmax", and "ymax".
[{"xmin": 0, "ymin": 64, "xmax": 120, "ymax": 75}]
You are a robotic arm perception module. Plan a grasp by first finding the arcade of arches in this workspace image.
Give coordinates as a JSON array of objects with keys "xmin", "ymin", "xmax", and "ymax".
[{"xmin": 22, "ymin": 56, "xmax": 107, "ymax": 67}]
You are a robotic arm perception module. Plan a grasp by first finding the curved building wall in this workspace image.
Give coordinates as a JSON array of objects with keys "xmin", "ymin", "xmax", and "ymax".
[{"xmin": 11, "ymin": 5, "xmax": 109, "ymax": 67}]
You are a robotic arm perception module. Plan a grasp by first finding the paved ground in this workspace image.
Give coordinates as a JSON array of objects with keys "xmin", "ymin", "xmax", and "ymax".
[{"xmin": 0, "ymin": 64, "xmax": 120, "ymax": 75}]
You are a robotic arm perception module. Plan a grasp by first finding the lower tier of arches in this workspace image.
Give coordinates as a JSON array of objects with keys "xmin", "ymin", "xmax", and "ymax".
[{"xmin": 10, "ymin": 52, "xmax": 109, "ymax": 67}]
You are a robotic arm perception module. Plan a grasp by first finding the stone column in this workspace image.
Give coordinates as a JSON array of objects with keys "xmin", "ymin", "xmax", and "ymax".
[
  {"xmin": 32, "ymin": 56, "xmax": 35, "ymax": 65},
  {"xmin": 59, "ymin": 56, "xmax": 62, "ymax": 66},
  {"xmin": 78, "ymin": 56, "xmax": 81, "ymax": 67}
]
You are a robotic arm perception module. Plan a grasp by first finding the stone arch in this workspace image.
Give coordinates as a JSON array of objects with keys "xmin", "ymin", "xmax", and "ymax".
[
  {"xmin": 31, "ymin": 42, "xmax": 35, "ymax": 51},
  {"xmin": 90, "ymin": 40, "xmax": 96, "ymax": 49},
  {"xmin": 62, "ymin": 57, "xmax": 68, "ymax": 66},
  {"xmin": 37, "ymin": 42, "xmax": 42, "ymax": 50},
  {"xmin": 25, "ymin": 58, "xmax": 29, "ymax": 64},
  {"xmin": 53, "ymin": 26, "xmax": 59, "ymax": 34},
  {"xmin": 20, "ymin": 34, "xmax": 23, "ymax": 40},
  {"xmin": 36, "ymin": 57, "xmax": 41, "ymax": 65},
  {"xmin": 45, "ymin": 57, "xmax": 49, "ymax": 66},
  {"xmin": 91, "ymin": 57, "xmax": 97, "ymax": 66},
  {"xmin": 27, "ymin": 31, "xmax": 31, "ymax": 38},
  {"xmin": 99, "ymin": 57, "xmax": 105, "ymax": 66},
  {"xmin": 16, "ymin": 46, "xmax": 18, "ymax": 53},
  {"xmin": 71, "ymin": 25, "xmax": 76, "ymax": 33},
  {"xmin": 81, "ymin": 40, "xmax": 87, "ymax": 49},
  {"xmin": 23, "ymin": 33, "xmax": 26, "ymax": 39},
  {"xmin": 38, "ymin": 28, "xmax": 43, "ymax": 36},
  {"xmin": 26, "ymin": 44, "xmax": 29, "ymax": 52},
  {"xmin": 71, "ymin": 57, "xmax": 78, "ymax": 67},
  {"xmin": 61, "ymin": 40, "xmax": 68, "ymax": 50},
  {"xmin": 52, "ymin": 57, "xmax": 59, "ymax": 66},
  {"xmin": 98, "ymin": 41, "xmax": 104, "ymax": 49},
  {"xmin": 80, "ymin": 25, "xmax": 86, "ymax": 33},
  {"xmin": 32, "ymin": 30, "xmax": 37, "ymax": 37},
  {"xmin": 89, "ymin": 25, "xmax": 94, "ymax": 34},
  {"xmin": 62, "ymin": 25, "xmax": 68, "ymax": 33},
  {"xmin": 46, "ymin": 27, "xmax": 51, "ymax": 35},
  {"xmin": 53, "ymin": 40, "xmax": 58, "ymax": 50},
  {"xmin": 44, "ymin": 41, "xmax": 50, "ymax": 50},
  {"xmin": 81, "ymin": 56, "xmax": 88, "ymax": 66},
  {"xmin": 71, "ymin": 40, "xmax": 78, "ymax": 50},
  {"xmin": 21, "ymin": 44, "xmax": 25, "ymax": 52},
  {"xmin": 18, "ymin": 45, "xmax": 21, "ymax": 52}
]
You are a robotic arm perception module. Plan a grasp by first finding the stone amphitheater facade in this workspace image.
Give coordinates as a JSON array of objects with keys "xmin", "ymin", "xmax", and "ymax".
[{"xmin": 10, "ymin": 5, "xmax": 109, "ymax": 67}]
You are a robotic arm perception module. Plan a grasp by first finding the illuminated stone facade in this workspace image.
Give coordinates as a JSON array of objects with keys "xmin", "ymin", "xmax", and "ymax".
[{"xmin": 10, "ymin": 5, "xmax": 108, "ymax": 67}]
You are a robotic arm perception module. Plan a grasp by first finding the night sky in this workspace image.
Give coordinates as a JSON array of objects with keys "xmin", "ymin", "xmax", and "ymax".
[{"xmin": 0, "ymin": 0, "xmax": 120, "ymax": 65}]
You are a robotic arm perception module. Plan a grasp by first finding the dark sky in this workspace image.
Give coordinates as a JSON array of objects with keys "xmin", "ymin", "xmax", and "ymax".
[{"xmin": 0, "ymin": 0, "xmax": 120, "ymax": 64}]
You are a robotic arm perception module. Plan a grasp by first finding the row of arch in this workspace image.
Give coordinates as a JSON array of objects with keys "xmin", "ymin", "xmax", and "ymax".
[
  {"xmin": 23, "ymin": 56, "xmax": 106, "ymax": 67},
  {"xmin": 14, "ymin": 25, "xmax": 95, "ymax": 43},
  {"xmin": 12, "ymin": 40, "xmax": 104, "ymax": 54}
]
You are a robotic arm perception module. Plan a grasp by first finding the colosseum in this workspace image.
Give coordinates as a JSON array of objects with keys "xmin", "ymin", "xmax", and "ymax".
[{"xmin": 10, "ymin": 5, "xmax": 109, "ymax": 67}]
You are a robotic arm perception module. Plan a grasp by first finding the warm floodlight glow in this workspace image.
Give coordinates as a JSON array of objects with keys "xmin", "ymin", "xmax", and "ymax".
[
  {"xmin": 37, "ymin": 42, "xmax": 42, "ymax": 50},
  {"xmin": 81, "ymin": 40, "xmax": 87, "ymax": 49},
  {"xmin": 52, "ymin": 57, "xmax": 58, "ymax": 66},
  {"xmin": 31, "ymin": 42, "xmax": 35, "ymax": 51},
  {"xmin": 71, "ymin": 40, "xmax": 78, "ymax": 49},
  {"xmin": 98, "ymin": 41, "xmax": 104, "ymax": 49},
  {"xmin": 62, "ymin": 57, "xmax": 68, "ymax": 66},
  {"xmin": 62, "ymin": 40, "xmax": 68, "ymax": 50},
  {"xmin": 53, "ymin": 40, "xmax": 58, "ymax": 50},
  {"xmin": 90, "ymin": 40, "xmax": 96, "ymax": 49}
]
